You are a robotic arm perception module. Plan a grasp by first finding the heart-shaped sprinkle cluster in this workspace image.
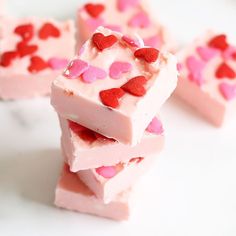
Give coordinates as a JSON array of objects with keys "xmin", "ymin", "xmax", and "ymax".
[
  {"xmin": 84, "ymin": 3, "xmax": 105, "ymax": 18},
  {"xmin": 134, "ymin": 47, "xmax": 159, "ymax": 63},
  {"xmin": 146, "ymin": 117, "xmax": 164, "ymax": 135},
  {"xmin": 1, "ymin": 22, "xmax": 64, "ymax": 73},
  {"xmin": 92, "ymin": 32, "xmax": 118, "ymax": 51},
  {"xmin": 208, "ymin": 34, "xmax": 229, "ymax": 51}
]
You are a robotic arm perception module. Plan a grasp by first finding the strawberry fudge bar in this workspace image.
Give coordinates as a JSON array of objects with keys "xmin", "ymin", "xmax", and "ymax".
[
  {"xmin": 175, "ymin": 32, "xmax": 236, "ymax": 126},
  {"xmin": 60, "ymin": 116, "xmax": 164, "ymax": 171},
  {"xmin": 77, "ymin": 154, "xmax": 157, "ymax": 203},
  {"xmin": 55, "ymin": 164, "xmax": 132, "ymax": 221},
  {"xmin": 51, "ymin": 27, "xmax": 178, "ymax": 145},
  {"xmin": 0, "ymin": 16, "xmax": 75, "ymax": 99},
  {"xmin": 77, "ymin": 0, "xmax": 175, "ymax": 51}
]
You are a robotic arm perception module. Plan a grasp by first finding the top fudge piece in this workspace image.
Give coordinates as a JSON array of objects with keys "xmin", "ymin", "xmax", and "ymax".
[
  {"xmin": 77, "ymin": 0, "xmax": 175, "ymax": 51},
  {"xmin": 175, "ymin": 32, "xmax": 236, "ymax": 126},
  {"xmin": 51, "ymin": 27, "xmax": 178, "ymax": 145},
  {"xmin": 0, "ymin": 16, "xmax": 75, "ymax": 99}
]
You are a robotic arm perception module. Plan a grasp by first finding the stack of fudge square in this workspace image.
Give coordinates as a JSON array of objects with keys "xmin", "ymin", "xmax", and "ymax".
[{"xmin": 51, "ymin": 25, "xmax": 178, "ymax": 220}]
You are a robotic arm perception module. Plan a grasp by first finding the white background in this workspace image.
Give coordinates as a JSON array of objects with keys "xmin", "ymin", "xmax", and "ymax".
[{"xmin": 0, "ymin": 0, "xmax": 236, "ymax": 235}]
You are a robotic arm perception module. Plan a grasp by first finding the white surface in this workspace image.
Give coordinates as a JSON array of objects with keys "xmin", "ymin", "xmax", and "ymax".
[{"xmin": 0, "ymin": 0, "xmax": 236, "ymax": 235}]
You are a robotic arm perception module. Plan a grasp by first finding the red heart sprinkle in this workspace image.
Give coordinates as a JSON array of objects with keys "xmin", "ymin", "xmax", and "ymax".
[
  {"xmin": 134, "ymin": 48, "xmax": 159, "ymax": 63},
  {"xmin": 99, "ymin": 88, "xmax": 125, "ymax": 108},
  {"xmin": 129, "ymin": 157, "xmax": 144, "ymax": 164},
  {"xmin": 121, "ymin": 76, "xmax": 147, "ymax": 96},
  {"xmin": 0, "ymin": 51, "xmax": 18, "ymax": 67},
  {"xmin": 14, "ymin": 24, "xmax": 34, "ymax": 42},
  {"xmin": 85, "ymin": 3, "xmax": 105, "ymax": 18},
  {"xmin": 208, "ymin": 34, "xmax": 229, "ymax": 51},
  {"xmin": 16, "ymin": 41, "xmax": 38, "ymax": 57},
  {"xmin": 215, "ymin": 62, "xmax": 236, "ymax": 79},
  {"xmin": 28, "ymin": 56, "xmax": 49, "ymax": 73},
  {"xmin": 92, "ymin": 33, "xmax": 118, "ymax": 51},
  {"xmin": 38, "ymin": 23, "xmax": 61, "ymax": 40}
]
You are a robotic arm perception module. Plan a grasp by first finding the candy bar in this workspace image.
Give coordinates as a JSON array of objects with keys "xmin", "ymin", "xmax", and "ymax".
[
  {"xmin": 55, "ymin": 164, "xmax": 132, "ymax": 221},
  {"xmin": 77, "ymin": 154, "xmax": 157, "ymax": 203},
  {"xmin": 175, "ymin": 32, "xmax": 236, "ymax": 126},
  {"xmin": 0, "ymin": 16, "xmax": 75, "ymax": 99},
  {"xmin": 77, "ymin": 0, "xmax": 175, "ymax": 51},
  {"xmin": 60, "ymin": 116, "xmax": 164, "ymax": 171},
  {"xmin": 51, "ymin": 26, "xmax": 177, "ymax": 145}
]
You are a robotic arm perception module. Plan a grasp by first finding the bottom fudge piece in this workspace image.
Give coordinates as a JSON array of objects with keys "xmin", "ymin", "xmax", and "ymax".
[
  {"xmin": 76, "ymin": 154, "xmax": 157, "ymax": 203},
  {"xmin": 55, "ymin": 164, "xmax": 132, "ymax": 221}
]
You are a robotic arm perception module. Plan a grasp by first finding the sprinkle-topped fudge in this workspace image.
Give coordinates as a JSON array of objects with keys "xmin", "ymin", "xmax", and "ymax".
[
  {"xmin": 0, "ymin": 16, "xmax": 75, "ymax": 99},
  {"xmin": 51, "ymin": 27, "xmax": 178, "ymax": 145},
  {"xmin": 175, "ymin": 32, "xmax": 236, "ymax": 126},
  {"xmin": 60, "ymin": 116, "xmax": 164, "ymax": 171},
  {"xmin": 77, "ymin": 0, "xmax": 175, "ymax": 51},
  {"xmin": 55, "ymin": 164, "xmax": 132, "ymax": 221},
  {"xmin": 77, "ymin": 153, "xmax": 156, "ymax": 203}
]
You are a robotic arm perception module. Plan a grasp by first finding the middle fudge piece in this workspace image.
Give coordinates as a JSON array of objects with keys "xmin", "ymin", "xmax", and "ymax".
[
  {"xmin": 51, "ymin": 26, "xmax": 178, "ymax": 145},
  {"xmin": 60, "ymin": 116, "xmax": 164, "ymax": 171}
]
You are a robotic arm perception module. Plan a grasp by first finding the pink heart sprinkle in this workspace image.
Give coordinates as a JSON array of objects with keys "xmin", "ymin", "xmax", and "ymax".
[
  {"xmin": 109, "ymin": 61, "xmax": 132, "ymax": 79},
  {"xmin": 222, "ymin": 46, "xmax": 236, "ymax": 60},
  {"xmin": 122, "ymin": 35, "xmax": 141, "ymax": 47},
  {"xmin": 48, "ymin": 57, "xmax": 69, "ymax": 70},
  {"xmin": 128, "ymin": 11, "xmax": 150, "ymax": 28},
  {"xmin": 219, "ymin": 82, "xmax": 236, "ymax": 101},
  {"xmin": 188, "ymin": 73, "xmax": 204, "ymax": 86},
  {"xmin": 86, "ymin": 18, "xmax": 104, "ymax": 32},
  {"xmin": 63, "ymin": 59, "xmax": 89, "ymax": 79},
  {"xmin": 81, "ymin": 65, "xmax": 107, "ymax": 83},
  {"xmin": 146, "ymin": 117, "xmax": 164, "ymax": 135},
  {"xmin": 196, "ymin": 46, "xmax": 219, "ymax": 61},
  {"xmin": 144, "ymin": 35, "xmax": 162, "ymax": 48},
  {"xmin": 104, "ymin": 25, "xmax": 122, "ymax": 32},
  {"xmin": 117, "ymin": 0, "xmax": 140, "ymax": 12},
  {"xmin": 95, "ymin": 166, "xmax": 117, "ymax": 179},
  {"xmin": 186, "ymin": 56, "xmax": 205, "ymax": 73}
]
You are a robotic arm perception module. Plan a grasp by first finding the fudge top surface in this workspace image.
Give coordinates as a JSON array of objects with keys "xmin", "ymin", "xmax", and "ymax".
[
  {"xmin": 54, "ymin": 27, "xmax": 177, "ymax": 115},
  {"xmin": 178, "ymin": 31, "xmax": 236, "ymax": 105}
]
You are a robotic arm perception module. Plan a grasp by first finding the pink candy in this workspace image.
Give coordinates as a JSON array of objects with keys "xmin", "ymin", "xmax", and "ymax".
[
  {"xmin": 63, "ymin": 59, "xmax": 89, "ymax": 80},
  {"xmin": 96, "ymin": 166, "xmax": 117, "ymax": 179},
  {"xmin": 109, "ymin": 61, "xmax": 132, "ymax": 79},
  {"xmin": 146, "ymin": 117, "xmax": 164, "ymax": 135},
  {"xmin": 219, "ymin": 82, "xmax": 236, "ymax": 101},
  {"xmin": 81, "ymin": 65, "xmax": 107, "ymax": 83}
]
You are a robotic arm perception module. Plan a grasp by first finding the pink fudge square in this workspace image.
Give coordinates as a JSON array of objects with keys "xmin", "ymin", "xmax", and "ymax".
[
  {"xmin": 76, "ymin": 153, "xmax": 158, "ymax": 203},
  {"xmin": 51, "ymin": 27, "xmax": 177, "ymax": 145},
  {"xmin": 77, "ymin": 0, "xmax": 175, "ymax": 51},
  {"xmin": 60, "ymin": 116, "xmax": 164, "ymax": 171},
  {"xmin": 55, "ymin": 164, "xmax": 132, "ymax": 221},
  {"xmin": 175, "ymin": 32, "xmax": 236, "ymax": 126},
  {"xmin": 0, "ymin": 16, "xmax": 75, "ymax": 100}
]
